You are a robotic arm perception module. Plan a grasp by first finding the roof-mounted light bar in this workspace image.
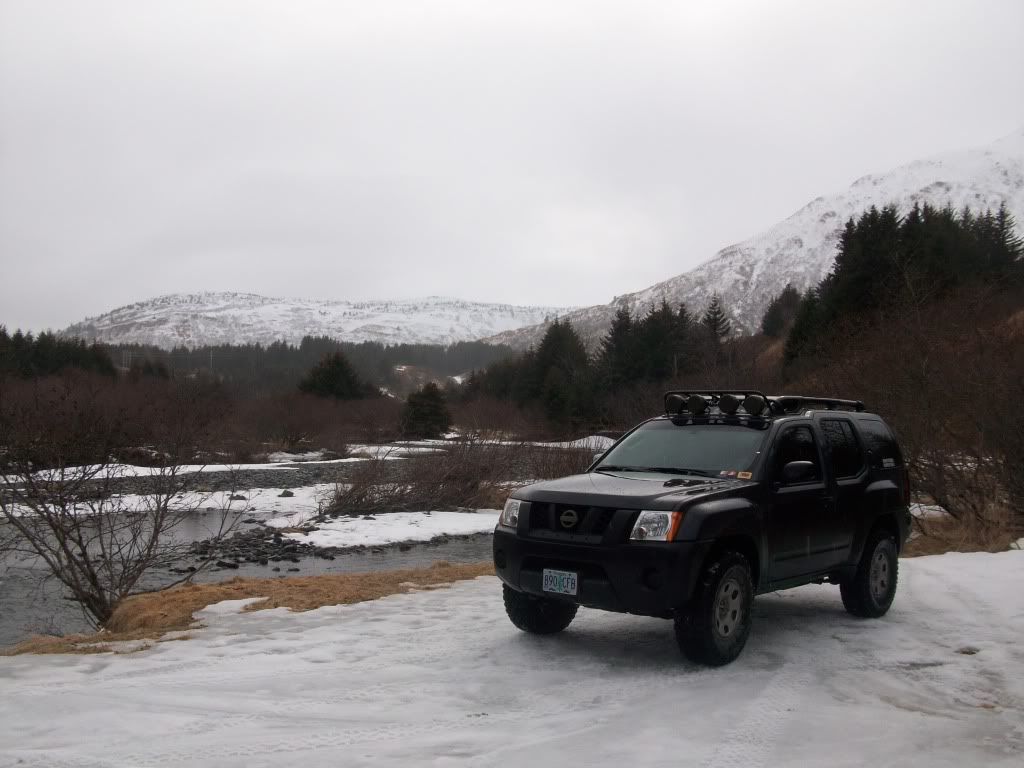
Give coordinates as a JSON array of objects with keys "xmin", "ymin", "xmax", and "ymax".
[
  {"xmin": 664, "ymin": 391, "xmax": 864, "ymax": 417},
  {"xmin": 664, "ymin": 390, "xmax": 770, "ymax": 418}
]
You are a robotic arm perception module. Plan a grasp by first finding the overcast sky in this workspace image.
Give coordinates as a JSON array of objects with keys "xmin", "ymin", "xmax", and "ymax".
[{"xmin": 2, "ymin": 0, "xmax": 1023, "ymax": 331}]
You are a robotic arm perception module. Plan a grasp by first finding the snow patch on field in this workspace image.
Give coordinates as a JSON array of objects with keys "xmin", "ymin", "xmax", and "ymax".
[
  {"xmin": 280, "ymin": 509, "xmax": 500, "ymax": 548},
  {"xmin": 531, "ymin": 435, "xmax": 616, "ymax": 451},
  {"xmin": 1, "ymin": 551, "xmax": 1022, "ymax": 766}
]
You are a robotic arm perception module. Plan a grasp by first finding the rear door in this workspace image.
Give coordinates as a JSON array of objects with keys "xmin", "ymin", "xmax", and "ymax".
[
  {"xmin": 818, "ymin": 417, "xmax": 866, "ymax": 567},
  {"xmin": 765, "ymin": 422, "xmax": 833, "ymax": 581}
]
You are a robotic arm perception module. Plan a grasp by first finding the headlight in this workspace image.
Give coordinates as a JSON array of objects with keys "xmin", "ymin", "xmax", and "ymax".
[
  {"xmin": 630, "ymin": 510, "xmax": 682, "ymax": 541},
  {"xmin": 498, "ymin": 498, "xmax": 521, "ymax": 529}
]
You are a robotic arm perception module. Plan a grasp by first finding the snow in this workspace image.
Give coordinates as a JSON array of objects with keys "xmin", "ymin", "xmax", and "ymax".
[
  {"xmin": 1, "ymin": 550, "xmax": 1022, "ymax": 766},
  {"xmin": 62, "ymin": 293, "xmax": 571, "ymax": 349},
  {"xmin": 1, "ymin": 484, "xmax": 336, "ymax": 520},
  {"xmin": 3, "ymin": 462, "xmax": 300, "ymax": 484},
  {"xmin": 910, "ymin": 502, "xmax": 949, "ymax": 518},
  {"xmin": 267, "ymin": 451, "xmax": 328, "ymax": 463},
  {"xmin": 281, "ymin": 509, "xmax": 500, "ymax": 548},
  {"xmin": 531, "ymin": 435, "xmax": 616, "ymax": 451},
  {"xmin": 347, "ymin": 443, "xmax": 448, "ymax": 458},
  {"xmin": 490, "ymin": 126, "xmax": 1024, "ymax": 348}
]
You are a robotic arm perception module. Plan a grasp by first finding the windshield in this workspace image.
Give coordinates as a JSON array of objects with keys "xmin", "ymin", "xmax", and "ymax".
[{"xmin": 595, "ymin": 421, "xmax": 766, "ymax": 476}]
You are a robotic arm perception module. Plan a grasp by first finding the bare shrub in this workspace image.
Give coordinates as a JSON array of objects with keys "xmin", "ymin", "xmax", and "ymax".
[
  {"xmin": 790, "ymin": 284, "xmax": 1024, "ymax": 544},
  {"xmin": 449, "ymin": 397, "xmax": 554, "ymax": 440},
  {"xmin": 221, "ymin": 393, "xmax": 402, "ymax": 459},
  {"xmin": 0, "ymin": 373, "xmax": 238, "ymax": 627},
  {"xmin": 329, "ymin": 438, "xmax": 594, "ymax": 516},
  {"xmin": 906, "ymin": 503, "xmax": 1019, "ymax": 556}
]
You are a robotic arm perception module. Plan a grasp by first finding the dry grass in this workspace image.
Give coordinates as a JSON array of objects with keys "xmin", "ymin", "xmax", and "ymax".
[
  {"xmin": 904, "ymin": 505, "xmax": 1021, "ymax": 557},
  {"xmin": 3, "ymin": 561, "xmax": 494, "ymax": 656}
]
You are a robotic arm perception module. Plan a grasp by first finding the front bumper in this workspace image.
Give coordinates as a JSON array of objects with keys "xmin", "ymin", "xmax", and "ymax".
[{"xmin": 492, "ymin": 528, "xmax": 713, "ymax": 618}]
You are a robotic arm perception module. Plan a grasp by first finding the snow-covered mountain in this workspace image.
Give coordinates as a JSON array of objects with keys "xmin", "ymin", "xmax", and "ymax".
[
  {"xmin": 63, "ymin": 293, "xmax": 570, "ymax": 349},
  {"xmin": 487, "ymin": 127, "xmax": 1024, "ymax": 350}
]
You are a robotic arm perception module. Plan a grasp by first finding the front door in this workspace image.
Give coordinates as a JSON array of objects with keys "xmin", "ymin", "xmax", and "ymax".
[{"xmin": 766, "ymin": 423, "xmax": 833, "ymax": 581}]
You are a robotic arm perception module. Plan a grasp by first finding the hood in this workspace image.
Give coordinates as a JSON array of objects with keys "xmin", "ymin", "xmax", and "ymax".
[{"xmin": 516, "ymin": 471, "xmax": 745, "ymax": 509}]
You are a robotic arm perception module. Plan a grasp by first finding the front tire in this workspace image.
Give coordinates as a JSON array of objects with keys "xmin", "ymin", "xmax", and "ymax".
[
  {"xmin": 675, "ymin": 551, "xmax": 754, "ymax": 666},
  {"xmin": 841, "ymin": 528, "xmax": 898, "ymax": 618},
  {"xmin": 502, "ymin": 584, "xmax": 578, "ymax": 634}
]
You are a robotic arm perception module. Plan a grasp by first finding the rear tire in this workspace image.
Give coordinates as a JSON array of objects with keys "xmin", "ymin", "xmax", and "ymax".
[
  {"xmin": 503, "ymin": 584, "xmax": 578, "ymax": 634},
  {"xmin": 674, "ymin": 551, "xmax": 753, "ymax": 666},
  {"xmin": 841, "ymin": 528, "xmax": 898, "ymax": 618}
]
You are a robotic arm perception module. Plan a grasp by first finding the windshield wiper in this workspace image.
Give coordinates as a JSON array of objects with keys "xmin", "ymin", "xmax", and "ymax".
[
  {"xmin": 643, "ymin": 466, "xmax": 718, "ymax": 478},
  {"xmin": 595, "ymin": 465, "xmax": 717, "ymax": 478}
]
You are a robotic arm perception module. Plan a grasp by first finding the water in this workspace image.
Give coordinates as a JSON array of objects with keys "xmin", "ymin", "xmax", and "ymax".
[{"xmin": 0, "ymin": 519, "xmax": 493, "ymax": 648}]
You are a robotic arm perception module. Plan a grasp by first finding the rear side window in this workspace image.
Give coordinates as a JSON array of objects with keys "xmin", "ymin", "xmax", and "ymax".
[
  {"xmin": 821, "ymin": 419, "xmax": 864, "ymax": 478},
  {"xmin": 857, "ymin": 419, "xmax": 903, "ymax": 469}
]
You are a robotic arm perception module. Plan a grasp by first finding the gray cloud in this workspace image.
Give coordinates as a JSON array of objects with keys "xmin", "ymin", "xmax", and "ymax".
[{"xmin": 2, "ymin": 0, "xmax": 1023, "ymax": 330}]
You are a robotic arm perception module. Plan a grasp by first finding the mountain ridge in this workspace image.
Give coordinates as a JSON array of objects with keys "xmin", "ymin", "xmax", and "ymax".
[
  {"xmin": 63, "ymin": 292, "xmax": 572, "ymax": 349},
  {"xmin": 485, "ymin": 126, "xmax": 1024, "ymax": 350}
]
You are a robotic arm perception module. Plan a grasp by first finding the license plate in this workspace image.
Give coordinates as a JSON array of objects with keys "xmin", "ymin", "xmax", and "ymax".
[{"xmin": 542, "ymin": 568, "xmax": 578, "ymax": 596}]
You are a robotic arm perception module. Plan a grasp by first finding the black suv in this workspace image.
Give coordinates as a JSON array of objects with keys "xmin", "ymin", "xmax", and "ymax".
[{"xmin": 493, "ymin": 391, "xmax": 911, "ymax": 666}]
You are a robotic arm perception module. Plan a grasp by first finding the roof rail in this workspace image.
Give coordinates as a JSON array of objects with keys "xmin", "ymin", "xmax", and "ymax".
[{"xmin": 769, "ymin": 395, "xmax": 865, "ymax": 413}]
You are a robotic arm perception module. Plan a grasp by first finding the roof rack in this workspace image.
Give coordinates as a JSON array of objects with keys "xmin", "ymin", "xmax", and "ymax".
[
  {"xmin": 663, "ymin": 390, "xmax": 865, "ymax": 417},
  {"xmin": 769, "ymin": 395, "xmax": 865, "ymax": 413}
]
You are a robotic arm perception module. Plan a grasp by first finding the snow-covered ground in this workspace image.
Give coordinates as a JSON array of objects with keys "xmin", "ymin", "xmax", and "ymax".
[
  {"xmin": 278, "ymin": 509, "xmax": 500, "ymax": 548},
  {"xmin": 1, "ymin": 550, "xmax": 1021, "ymax": 767}
]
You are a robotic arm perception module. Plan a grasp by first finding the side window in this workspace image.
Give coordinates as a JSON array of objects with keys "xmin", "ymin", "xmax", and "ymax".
[
  {"xmin": 773, "ymin": 426, "xmax": 821, "ymax": 481},
  {"xmin": 821, "ymin": 419, "xmax": 864, "ymax": 478},
  {"xmin": 857, "ymin": 419, "xmax": 903, "ymax": 469}
]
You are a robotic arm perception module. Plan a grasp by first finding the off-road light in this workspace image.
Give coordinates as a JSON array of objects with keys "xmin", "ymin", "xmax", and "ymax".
[
  {"xmin": 686, "ymin": 395, "xmax": 708, "ymax": 415},
  {"xmin": 742, "ymin": 394, "xmax": 767, "ymax": 416},
  {"xmin": 630, "ymin": 510, "xmax": 682, "ymax": 542},
  {"xmin": 665, "ymin": 393, "xmax": 686, "ymax": 414},
  {"xmin": 719, "ymin": 394, "xmax": 740, "ymax": 415},
  {"xmin": 498, "ymin": 498, "xmax": 521, "ymax": 529}
]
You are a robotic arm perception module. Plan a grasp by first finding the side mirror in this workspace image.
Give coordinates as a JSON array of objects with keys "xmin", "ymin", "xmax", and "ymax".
[{"xmin": 781, "ymin": 460, "xmax": 816, "ymax": 484}]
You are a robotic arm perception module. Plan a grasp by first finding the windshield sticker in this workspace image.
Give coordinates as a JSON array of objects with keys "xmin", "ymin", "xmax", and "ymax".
[{"xmin": 737, "ymin": 471, "xmax": 753, "ymax": 480}]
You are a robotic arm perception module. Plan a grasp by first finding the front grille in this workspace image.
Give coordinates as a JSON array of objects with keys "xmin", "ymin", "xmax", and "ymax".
[{"xmin": 528, "ymin": 502, "xmax": 619, "ymax": 537}]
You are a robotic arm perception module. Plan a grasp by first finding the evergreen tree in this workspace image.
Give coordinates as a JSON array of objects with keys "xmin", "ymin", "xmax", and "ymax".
[
  {"xmin": 637, "ymin": 300, "xmax": 679, "ymax": 380},
  {"xmin": 298, "ymin": 352, "xmax": 372, "ymax": 400},
  {"xmin": 596, "ymin": 306, "xmax": 636, "ymax": 391},
  {"xmin": 760, "ymin": 285, "xmax": 802, "ymax": 338},
  {"xmin": 701, "ymin": 294, "xmax": 731, "ymax": 342},
  {"xmin": 783, "ymin": 289, "xmax": 822, "ymax": 364},
  {"xmin": 401, "ymin": 382, "xmax": 452, "ymax": 439},
  {"xmin": 782, "ymin": 202, "xmax": 1023, "ymax": 368}
]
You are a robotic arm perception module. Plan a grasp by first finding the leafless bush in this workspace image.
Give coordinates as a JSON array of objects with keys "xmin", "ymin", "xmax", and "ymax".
[
  {"xmin": 0, "ymin": 373, "xmax": 239, "ymax": 627},
  {"xmin": 449, "ymin": 397, "xmax": 554, "ymax": 440},
  {"xmin": 791, "ymin": 284, "xmax": 1024, "ymax": 544},
  {"xmin": 329, "ymin": 438, "xmax": 594, "ymax": 516},
  {"xmin": 221, "ymin": 393, "xmax": 402, "ymax": 459}
]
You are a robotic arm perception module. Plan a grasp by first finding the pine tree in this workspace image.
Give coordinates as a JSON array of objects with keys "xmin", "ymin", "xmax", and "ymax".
[
  {"xmin": 760, "ymin": 285, "xmax": 802, "ymax": 338},
  {"xmin": 596, "ymin": 306, "xmax": 636, "ymax": 392},
  {"xmin": 401, "ymin": 382, "xmax": 451, "ymax": 439},
  {"xmin": 701, "ymin": 294, "xmax": 731, "ymax": 342},
  {"xmin": 298, "ymin": 352, "xmax": 371, "ymax": 400}
]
